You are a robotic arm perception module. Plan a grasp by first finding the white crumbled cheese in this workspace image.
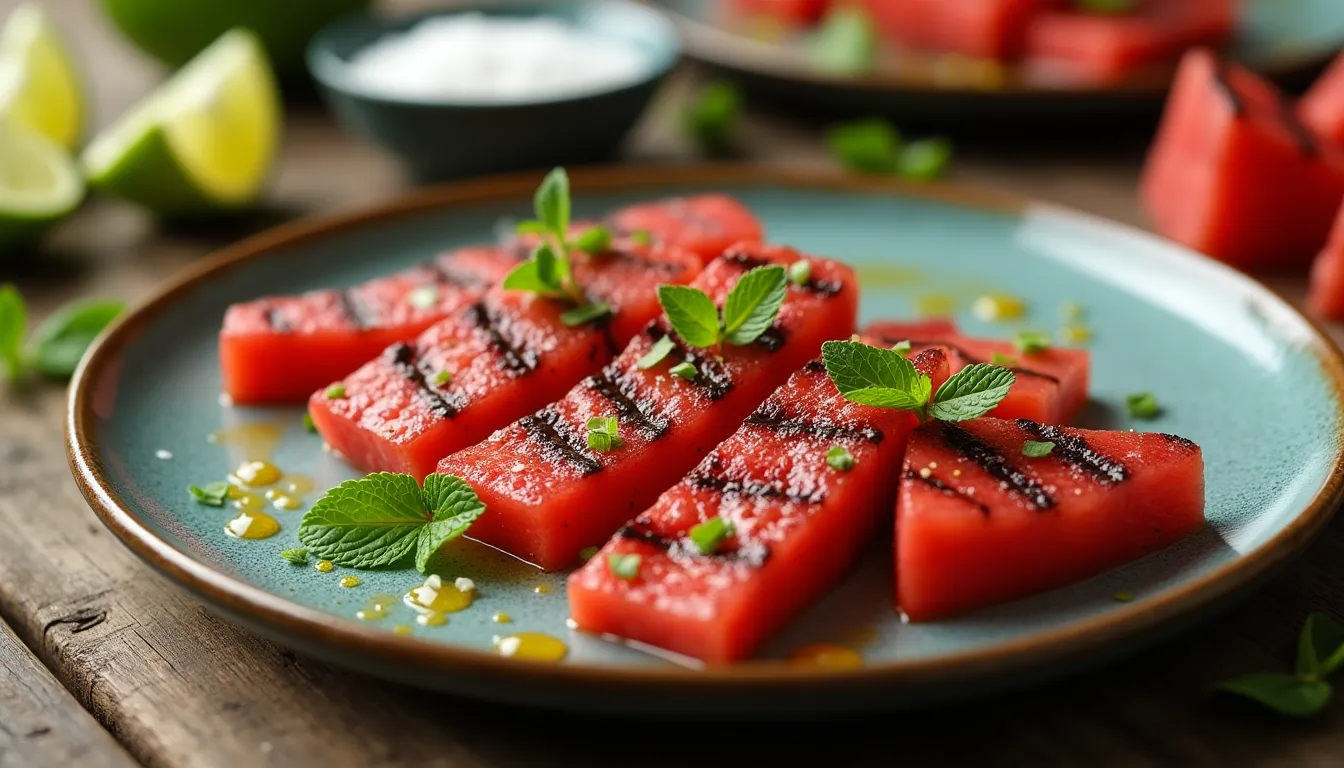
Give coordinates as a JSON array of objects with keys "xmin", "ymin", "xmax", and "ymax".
[
  {"xmin": 454, "ymin": 577, "xmax": 476, "ymax": 593},
  {"xmin": 345, "ymin": 13, "xmax": 649, "ymax": 104},
  {"xmin": 226, "ymin": 514, "xmax": 253, "ymax": 537},
  {"xmin": 218, "ymin": 393, "xmax": 233, "ymax": 407},
  {"xmin": 565, "ymin": 618, "xmax": 579, "ymax": 630},
  {"xmin": 425, "ymin": 574, "xmax": 443, "ymax": 590},
  {"xmin": 155, "ymin": 449, "xmax": 174, "ymax": 460}
]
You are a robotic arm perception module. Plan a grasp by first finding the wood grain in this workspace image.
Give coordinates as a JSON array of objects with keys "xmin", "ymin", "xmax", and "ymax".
[{"xmin": 5, "ymin": 0, "xmax": 1344, "ymax": 766}]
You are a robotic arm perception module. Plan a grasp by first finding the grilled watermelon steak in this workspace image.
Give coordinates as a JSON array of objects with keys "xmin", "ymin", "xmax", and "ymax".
[
  {"xmin": 1300, "ymin": 53, "xmax": 1344, "ymax": 148},
  {"xmin": 438, "ymin": 243, "xmax": 859, "ymax": 571},
  {"xmin": 607, "ymin": 195, "xmax": 764, "ymax": 262},
  {"xmin": 1140, "ymin": 49, "xmax": 1344, "ymax": 271},
  {"xmin": 219, "ymin": 246, "xmax": 516, "ymax": 404},
  {"xmin": 308, "ymin": 238, "xmax": 702, "ymax": 479},
  {"xmin": 729, "ymin": 0, "xmax": 831, "ymax": 26},
  {"xmin": 1308, "ymin": 199, "xmax": 1344, "ymax": 320},
  {"xmin": 568, "ymin": 345, "xmax": 948, "ymax": 663},
  {"xmin": 897, "ymin": 418, "xmax": 1205, "ymax": 622},
  {"xmin": 863, "ymin": 0, "xmax": 1061, "ymax": 60}
]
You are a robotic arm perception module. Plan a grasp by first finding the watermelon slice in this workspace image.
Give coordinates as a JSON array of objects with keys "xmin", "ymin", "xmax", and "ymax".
[
  {"xmin": 308, "ymin": 238, "xmax": 703, "ymax": 479},
  {"xmin": 568, "ymin": 344, "xmax": 949, "ymax": 663},
  {"xmin": 865, "ymin": 321, "xmax": 1089, "ymax": 424},
  {"xmin": 219, "ymin": 246, "xmax": 517, "ymax": 404},
  {"xmin": 1308, "ymin": 200, "xmax": 1344, "ymax": 320},
  {"xmin": 1300, "ymin": 53, "xmax": 1344, "ymax": 148},
  {"xmin": 607, "ymin": 196, "xmax": 765, "ymax": 262},
  {"xmin": 897, "ymin": 418, "xmax": 1205, "ymax": 621},
  {"xmin": 1023, "ymin": 0, "xmax": 1236, "ymax": 85},
  {"xmin": 1140, "ymin": 49, "xmax": 1344, "ymax": 271},
  {"xmin": 730, "ymin": 0, "xmax": 831, "ymax": 26},
  {"xmin": 863, "ymin": 0, "xmax": 1062, "ymax": 60},
  {"xmin": 437, "ymin": 243, "xmax": 859, "ymax": 571}
]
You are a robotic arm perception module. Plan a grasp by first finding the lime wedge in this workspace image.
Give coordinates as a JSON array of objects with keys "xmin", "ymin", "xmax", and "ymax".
[
  {"xmin": 0, "ymin": 120, "xmax": 84, "ymax": 251},
  {"xmin": 0, "ymin": 4, "xmax": 84, "ymax": 150},
  {"xmin": 82, "ymin": 28, "xmax": 281, "ymax": 217}
]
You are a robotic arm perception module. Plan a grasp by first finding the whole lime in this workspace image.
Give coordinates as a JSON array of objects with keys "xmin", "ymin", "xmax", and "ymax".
[{"xmin": 99, "ymin": 0, "xmax": 371, "ymax": 79}]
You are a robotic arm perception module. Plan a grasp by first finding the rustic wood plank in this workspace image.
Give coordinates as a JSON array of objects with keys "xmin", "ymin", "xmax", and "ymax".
[{"xmin": 0, "ymin": 618, "xmax": 138, "ymax": 768}]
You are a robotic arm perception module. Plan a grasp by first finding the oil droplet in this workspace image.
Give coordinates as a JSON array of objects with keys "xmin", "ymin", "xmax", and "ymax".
[
  {"xmin": 913, "ymin": 294, "xmax": 956, "ymax": 318},
  {"xmin": 315, "ymin": 560, "xmax": 334, "ymax": 573},
  {"xmin": 155, "ymin": 449, "xmax": 173, "ymax": 460},
  {"xmin": 789, "ymin": 644, "xmax": 863, "ymax": 668},
  {"xmin": 356, "ymin": 594, "xmax": 397, "ymax": 621},
  {"xmin": 264, "ymin": 490, "xmax": 302, "ymax": 511},
  {"xmin": 392, "ymin": 624, "xmax": 412, "ymax": 636},
  {"xmin": 491, "ymin": 612, "xmax": 512, "ymax": 624},
  {"xmin": 340, "ymin": 576, "xmax": 361, "ymax": 588},
  {"xmin": 404, "ymin": 574, "xmax": 473, "ymax": 616},
  {"xmin": 532, "ymin": 584, "xmax": 551, "ymax": 595},
  {"xmin": 229, "ymin": 460, "xmax": 282, "ymax": 487},
  {"xmin": 224, "ymin": 510, "xmax": 280, "ymax": 540},
  {"xmin": 417, "ymin": 611, "xmax": 447, "ymax": 627},
  {"xmin": 279, "ymin": 474, "xmax": 316, "ymax": 496},
  {"xmin": 229, "ymin": 489, "xmax": 265, "ymax": 509},
  {"xmin": 209, "ymin": 422, "xmax": 284, "ymax": 461},
  {"xmin": 494, "ymin": 633, "xmax": 567, "ymax": 662},
  {"xmin": 1061, "ymin": 325, "xmax": 1092, "ymax": 344},
  {"xmin": 972, "ymin": 293, "xmax": 1027, "ymax": 323}
]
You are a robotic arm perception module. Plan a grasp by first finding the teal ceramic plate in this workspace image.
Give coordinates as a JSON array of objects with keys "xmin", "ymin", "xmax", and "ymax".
[
  {"xmin": 69, "ymin": 167, "xmax": 1344, "ymax": 716},
  {"xmin": 654, "ymin": 0, "xmax": 1344, "ymax": 119}
]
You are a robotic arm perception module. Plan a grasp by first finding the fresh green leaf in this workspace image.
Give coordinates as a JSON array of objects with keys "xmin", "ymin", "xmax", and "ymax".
[
  {"xmin": 629, "ymin": 229, "xmax": 654, "ymax": 246},
  {"xmin": 573, "ymin": 226, "xmax": 612, "ymax": 255},
  {"xmin": 514, "ymin": 219, "xmax": 551, "ymax": 236},
  {"xmin": 297, "ymin": 473, "xmax": 432, "ymax": 570},
  {"xmin": 1013, "ymin": 330, "xmax": 1052, "ymax": 354},
  {"xmin": 1022, "ymin": 440, "xmax": 1055, "ymax": 458},
  {"xmin": 828, "ymin": 119, "xmax": 900, "ymax": 174},
  {"xmin": 1126, "ymin": 392, "xmax": 1161, "ymax": 420},
  {"xmin": 302, "ymin": 412, "xmax": 317, "ymax": 433},
  {"xmin": 0, "ymin": 284, "xmax": 27, "ymax": 380},
  {"xmin": 586, "ymin": 416, "xmax": 623, "ymax": 452},
  {"xmin": 723, "ymin": 265, "xmax": 787, "ymax": 346},
  {"xmin": 684, "ymin": 81, "xmax": 741, "ymax": 152},
  {"xmin": 1298, "ymin": 613, "xmax": 1344, "ymax": 678},
  {"xmin": 891, "ymin": 340, "xmax": 912, "ymax": 356},
  {"xmin": 689, "ymin": 516, "xmax": 735, "ymax": 555},
  {"xmin": 928, "ymin": 364, "xmax": 1016, "ymax": 422},
  {"xmin": 807, "ymin": 6, "xmax": 877, "ymax": 75},
  {"xmin": 1073, "ymin": 0, "xmax": 1136, "ymax": 13},
  {"xmin": 432, "ymin": 370, "xmax": 452, "ymax": 387},
  {"xmin": 534, "ymin": 167, "xmax": 571, "ymax": 237},
  {"xmin": 414, "ymin": 474, "xmax": 488, "ymax": 573},
  {"xmin": 821, "ymin": 340, "xmax": 932, "ymax": 411},
  {"xmin": 637, "ymin": 335, "xmax": 677, "ymax": 370},
  {"xmin": 534, "ymin": 242, "xmax": 561, "ymax": 290},
  {"xmin": 1218, "ymin": 674, "xmax": 1333, "ymax": 718},
  {"xmin": 280, "ymin": 547, "xmax": 309, "ymax": 565},
  {"xmin": 324, "ymin": 383, "xmax": 346, "ymax": 399},
  {"xmin": 898, "ymin": 138, "xmax": 954, "ymax": 181},
  {"xmin": 826, "ymin": 445, "xmax": 855, "ymax": 471},
  {"xmin": 560, "ymin": 301, "xmax": 612, "ymax": 328},
  {"xmin": 579, "ymin": 546, "xmax": 600, "ymax": 563},
  {"xmin": 658, "ymin": 285, "xmax": 722, "ymax": 348},
  {"xmin": 587, "ymin": 416, "xmax": 619, "ymax": 435},
  {"xmin": 28, "ymin": 299, "xmax": 124, "ymax": 378},
  {"xmin": 788, "ymin": 260, "xmax": 812, "ymax": 287},
  {"xmin": 407, "ymin": 286, "xmax": 438, "ymax": 310},
  {"xmin": 608, "ymin": 552, "xmax": 642, "ymax": 580},
  {"xmin": 991, "ymin": 352, "xmax": 1018, "ymax": 367},
  {"xmin": 501, "ymin": 259, "xmax": 548, "ymax": 294},
  {"xmin": 670, "ymin": 361, "xmax": 698, "ymax": 380},
  {"xmin": 188, "ymin": 481, "xmax": 230, "ymax": 507}
]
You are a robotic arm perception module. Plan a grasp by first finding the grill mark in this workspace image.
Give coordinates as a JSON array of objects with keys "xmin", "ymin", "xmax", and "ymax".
[
  {"xmin": 1212, "ymin": 60, "xmax": 1245, "ymax": 116},
  {"xmin": 1158, "ymin": 432, "xmax": 1200, "ymax": 451},
  {"xmin": 687, "ymin": 470, "xmax": 826, "ymax": 505},
  {"xmin": 1278, "ymin": 90, "xmax": 1318, "ymax": 157},
  {"xmin": 756, "ymin": 326, "xmax": 786, "ymax": 352},
  {"xmin": 720, "ymin": 249, "xmax": 841, "ymax": 296},
  {"xmin": 904, "ymin": 469, "xmax": 990, "ymax": 516},
  {"xmin": 745, "ymin": 400, "xmax": 883, "ymax": 443},
  {"xmin": 880, "ymin": 336, "xmax": 1061, "ymax": 385},
  {"xmin": 339, "ymin": 288, "xmax": 379, "ymax": 330},
  {"xmin": 425, "ymin": 256, "xmax": 492, "ymax": 288},
  {"xmin": 464, "ymin": 302, "xmax": 538, "ymax": 374},
  {"xmin": 1016, "ymin": 420, "xmax": 1129, "ymax": 485},
  {"xmin": 520, "ymin": 408, "xmax": 600, "ymax": 475},
  {"xmin": 617, "ymin": 522, "xmax": 771, "ymax": 567},
  {"xmin": 604, "ymin": 248, "xmax": 685, "ymax": 274},
  {"xmin": 650, "ymin": 327, "xmax": 733, "ymax": 400},
  {"xmin": 384, "ymin": 343, "xmax": 458, "ymax": 418},
  {"xmin": 265, "ymin": 305, "xmax": 289, "ymax": 333},
  {"xmin": 936, "ymin": 423, "xmax": 1054, "ymax": 509},
  {"xmin": 585, "ymin": 369, "xmax": 668, "ymax": 440},
  {"xmin": 803, "ymin": 359, "xmax": 826, "ymax": 373}
]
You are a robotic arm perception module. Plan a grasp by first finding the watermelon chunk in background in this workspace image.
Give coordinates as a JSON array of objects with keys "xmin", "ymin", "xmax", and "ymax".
[
  {"xmin": 1140, "ymin": 49, "xmax": 1344, "ymax": 271},
  {"xmin": 865, "ymin": 320, "xmax": 1089, "ymax": 425},
  {"xmin": 607, "ymin": 195, "xmax": 766, "ymax": 263},
  {"xmin": 1299, "ymin": 53, "xmax": 1344, "ymax": 148},
  {"xmin": 568, "ymin": 344, "xmax": 950, "ymax": 663},
  {"xmin": 1023, "ymin": 0, "xmax": 1235, "ymax": 85},
  {"xmin": 308, "ymin": 238, "xmax": 702, "ymax": 479},
  {"xmin": 219, "ymin": 247, "xmax": 517, "ymax": 405},
  {"xmin": 729, "ymin": 0, "xmax": 831, "ymax": 26},
  {"xmin": 1308, "ymin": 200, "xmax": 1344, "ymax": 320},
  {"xmin": 863, "ymin": 0, "xmax": 1062, "ymax": 60},
  {"xmin": 438, "ymin": 243, "xmax": 859, "ymax": 572},
  {"xmin": 897, "ymin": 418, "xmax": 1205, "ymax": 622}
]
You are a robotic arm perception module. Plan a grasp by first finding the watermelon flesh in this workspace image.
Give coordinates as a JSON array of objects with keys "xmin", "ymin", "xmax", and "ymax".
[
  {"xmin": 607, "ymin": 196, "xmax": 765, "ymax": 262},
  {"xmin": 219, "ymin": 247, "xmax": 517, "ymax": 404},
  {"xmin": 897, "ymin": 418, "xmax": 1205, "ymax": 622},
  {"xmin": 863, "ymin": 0, "xmax": 1062, "ymax": 60},
  {"xmin": 1308, "ymin": 200, "xmax": 1344, "ymax": 320},
  {"xmin": 1140, "ymin": 49, "xmax": 1344, "ymax": 271},
  {"xmin": 437, "ymin": 243, "xmax": 860, "ymax": 571},
  {"xmin": 865, "ymin": 320, "xmax": 1089, "ymax": 424},
  {"xmin": 568, "ymin": 345, "xmax": 950, "ymax": 663},
  {"xmin": 308, "ymin": 239, "xmax": 702, "ymax": 479},
  {"xmin": 729, "ymin": 0, "xmax": 831, "ymax": 25},
  {"xmin": 1024, "ymin": 0, "xmax": 1235, "ymax": 85},
  {"xmin": 1300, "ymin": 53, "xmax": 1344, "ymax": 148}
]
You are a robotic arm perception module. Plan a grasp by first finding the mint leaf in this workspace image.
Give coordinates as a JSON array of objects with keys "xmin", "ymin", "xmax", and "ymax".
[
  {"xmin": 637, "ymin": 335, "xmax": 676, "ymax": 370},
  {"xmin": 898, "ymin": 138, "xmax": 953, "ymax": 181},
  {"xmin": 629, "ymin": 229, "xmax": 653, "ymax": 246},
  {"xmin": 534, "ymin": 167, "xmax": 570, "ymax": 236},
  {"xmin": 807, "ymin": 6, "xmax": 876, "ymax": 75},
  {"xmin": 407, "ymin": 286, "xmax": 438, "ymax": 311},
  {"xmin": 501, "ymin": 259, "xmax": 549, "ymax": 294},
  {"xmin": 415, "ymin": 473, "xmax": 487, "ymax": 572},
  {"xmin": 788, "ymin": 260, "xmax": 811, "ymax": 287},
  {"xmin": 685, "ymin": 81, "xmax": 740, "ymax": 152},
  {"xmin": 28, "ymin": 298, "xmax": 123, "ymax": 378},
  {"xmin": 928, "ymin": 364, "xmax": 1015, "ymax": 422},
  {"xmin": 0, "ymin": 284, "xmax": 26, "ymax": 380},
  {"xmin": 821, "ymin": 340, "xmax": 931, "ymax": 410},
  {"xmin": 534, "ymin": 242, "xmax": 561, "ymax": 289},
  {"xmin": 991, "ymin": 352, "xmax": 1017, "ymax": 366},
  {"xmin": 1126, "ymin": 392, "xmax": 1161, "ymax": 420},
  {"xmin": 1022, "ymin": 440, "xmax": 1055, "ymax": 458},
  {"xmin": 560, "ymin": 301, "xmax": 612, "ymax": 328},
  {"xmin": 573, "ymin": 226, "xmax": 612, "ymax": 255},
  {"xmin": 514, "ymin": 219, "xmax": 550, "ymax": 236},
  {"xmin": 670, "ymin": 361, "xmax": 698, "ymax": 380},
  {"xmin": 324, "ymin": 383, "xmax": 346, "ymax": 399},
  {"xmin": 1299, "ymin": 612, "xmax": 1344, "ymax": 678},
  {"xmin": 188, "ymin": 482, "xmax": 230, "ymax": 507},
  {"xmin": 280, "ymin": 547, "xmax": 309, "ymax": 565},
  {"xmin": 826, "ymin": 445, "xmax": 855, "ymax": 471},
  {"xmin": 723, "ymin": 265, "xmax": 787, "ymax": 346},
  {"xmin": 658, "ymin": 285, "xmax": 721, "ymax": 348},
  {"xmin": 1218, "ymin": 674, "xmax": 1332, "ymax": 718},
  {"xmin": 891, "ymin": 340, "xmax": 912, "ymax": 356},
  {"xmin": 303, "ymin": 412, "xmax": 317, "ymax": 432},
  {"xmin": 828, "ymin": 119, "xmax": 900, "ymax": 174},
  {"xmin": 298, "ymin": 473, "xmax": 432, "ymax": 569},
  {"xmin": 1013, "ymin": 330, "xmax": 1052, "ymax": 354},
  {"xmin": 608, "ymin": 552, "xmax": 641, "ymax": 580},
  {"xmin": 586, "ymin": 416, "xmax": 623, "ymax": 452},
  {"xmin": 689, "ymin": 516, "xmax": 734, "ymax": 555}
]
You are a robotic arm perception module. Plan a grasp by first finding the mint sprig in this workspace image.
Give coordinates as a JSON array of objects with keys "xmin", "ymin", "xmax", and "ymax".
[
  {"xmin": 297, "ymin": 473, "xmax": 486, "ymax": 574},
  {"xmin": 0, "ymin": 284, "xmax": 124, "ymax": 382},
  {"xmin": 821, "ymin": 340, "xmax": 1015, "ymax": 422},
  {"xmin": 0, "ymin": 284, "xmax": 24, "ymax": 379},
  {"xmin": 656, "ymin": 265, "xmax": 788, "ymax": 352},
  {"xmin": 1218, "ymin": 613, "xmax": 1344, "ymax": 717}
]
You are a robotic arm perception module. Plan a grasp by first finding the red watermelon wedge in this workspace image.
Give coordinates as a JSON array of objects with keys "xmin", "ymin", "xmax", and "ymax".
[
  {"xmin": 1299, "ymin": 53, "xmax": 1344, "ymax": 148},
  {"xmin": 863, "ymin": 0, "xmax": 1061, "ymax": 60},
  {"xmin": 730, "ymin": 0, "xmax": 831, "ymax": 26},
  {"xmin": 568, "ymin": 344, "xmax": 949, "ymax": 663},
  {"xmin": 1308, "ymin": 200, "xmax": 1344, "ymax": 320},
  {"xmin": 896, "ymin": 418, "xmax": 1205, "ymax": 622},
  {"xmin": 438, "ymin": 243, "xmax": 859, "ymax": 571},
  {"xmin": 607, "ymin": 195, "xmax": 765, "ymax": 262}
]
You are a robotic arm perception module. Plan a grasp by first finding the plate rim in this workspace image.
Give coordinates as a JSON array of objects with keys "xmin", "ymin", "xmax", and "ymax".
[{"xmin": 66, "ymin": 163, "xmax": 1344, "ymax": 692}]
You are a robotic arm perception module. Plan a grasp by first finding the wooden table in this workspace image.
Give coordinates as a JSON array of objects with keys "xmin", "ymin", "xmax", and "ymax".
[{"xmin": 5, "ymin": 2, "xmax": 1344, "ymax": 766}]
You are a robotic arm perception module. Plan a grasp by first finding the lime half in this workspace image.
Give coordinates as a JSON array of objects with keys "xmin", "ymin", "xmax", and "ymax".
[
  {"xmin": 0, "ymin": 121, "xmax": 84, "ymax": 251},
  {"xmin": 0, "ymin": 4, "xmax": 85, "ymax": 150},
  {"xmin": 82, "ymin": 28, "xmax": 281, "ymax": 217}
]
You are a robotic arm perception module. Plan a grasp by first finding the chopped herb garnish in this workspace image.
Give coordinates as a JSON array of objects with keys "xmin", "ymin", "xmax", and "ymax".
[
  {"xmin": 302, "ymin": 412, "xmax": 317, "ymax": 433},
  {"xmin": 629, "ymin": 229, "xmax": 654, "ymax": 247},
  {"xmin": 891, "ymin": 340, "xmax": 912, "ymax": 356},
  {"xmin": 806, "ymin": 6, "xmax": 877, "ymax": 75},
  {"xmin": 1218, "ymin": 612, "xmax": 1344, "ymax": 717},
  {"xmin": 324, "ymin": 383, "xmax": 346, "ymax": 399},
  {"xmin": 1013, "ymin": 330, "xmax": 1052, "ymax": 355},
  {"xmin": 991, "ymin": 352, "xmax": 1017, "ymax": 367},
  {"xmin": 573, "ymin": 226, "xmax": 612, "ymax": 255},
  {"xmin": 559, "ymin": 301, "xmax": 612, "ymax": 328},
  {"xmin": 670, "ymin": 361, "xmax": 698, "ymax": 380},
  {"xmin": 684, "ymin": 81, "xmax": 741, "ymax": 152},
  {"xmin": 826, "ymin": 445, "xmax": 855, "ymax": 471},
  {"xmin": 1126, "ymin": 392, "xmax": 1161, "ymax": 419},
  {"xmin": 656, "ymin": 265, "xmax": 787, "ymax": 350},
  {"xmin": 821, "ymin": 341, "xmax": 1014, "ymax": 423},
  {"xmin": 637, "ymin": 335, "xmax": 676, "ymax": 370},
  {"xmin": 788, "ymin": 259, "xmax": 812, "ymax": 287},
  {"xmin": 280, "ymin": 548, "xmax": 309, "ymax": 565},
  {"xmin": 407, "ymin": 286, "xmax": 438, "ymax": 310},
  {"xmin": 578, "ymin": 546, "xmax": 600, "ymax": 563},
  {"xmin": 689, "ymin": 516, "xmax": 735, "ymax": 555},
  {"xmin": 586, "ymin": 416, "xmax": 624, "ymax": 452},
  {"xmin": 432, "ymin": 370, "xmax": 452, "ymax": 387},
  {"xmin": 1022, "ymin": 440, "xmax": 1055, "ymax": 458},
  {"xmin": 828, "ymin": 118, "xmax": 900, "ymax": 174},
  {"xmin": 189, "ymin": 481, "xmax": 230, "ymax": 507},
  {"xmin": 607, "ymin": 552, "xmax": 642, "ymax": 580},
  {"xmin": 898, "ymin": 138, "xmax": 953, "ymax": 181}
]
